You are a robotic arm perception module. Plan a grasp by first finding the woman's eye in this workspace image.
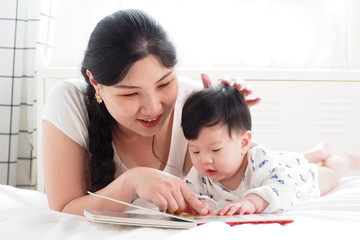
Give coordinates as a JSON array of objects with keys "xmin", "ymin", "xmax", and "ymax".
[
  {"xmin": 121, "ymin": 93, "xmax": 138, "ymax": 97},
  {"xmin": 158, "ymin": 82, "xmax": 170, "ymax": 88},
  {"xmin": 212, "ymin": 148, "xmax": 222, "ymax": 152}
]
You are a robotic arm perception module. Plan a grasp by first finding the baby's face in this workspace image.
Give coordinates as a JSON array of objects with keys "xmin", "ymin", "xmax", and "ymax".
[{"xmin": 187, "ymin": 124, "xmax": 250, "ymax": 185}]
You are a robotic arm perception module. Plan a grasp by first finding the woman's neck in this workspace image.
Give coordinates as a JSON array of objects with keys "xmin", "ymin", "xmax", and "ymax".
[{"xmin": 112, "ymin": 111, "xmax": 174, "ymax": 170}]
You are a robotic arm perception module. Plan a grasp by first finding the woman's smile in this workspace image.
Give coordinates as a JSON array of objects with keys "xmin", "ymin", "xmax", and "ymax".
[{"xmin": 137, "ymin": 115, "xmax": 162, "ymax": 128}]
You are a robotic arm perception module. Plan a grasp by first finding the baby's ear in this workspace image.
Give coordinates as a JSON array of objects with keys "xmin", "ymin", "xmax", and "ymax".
[{"xmin": 241, "ymin": 130, "xmax": 252, "ymax": 154}]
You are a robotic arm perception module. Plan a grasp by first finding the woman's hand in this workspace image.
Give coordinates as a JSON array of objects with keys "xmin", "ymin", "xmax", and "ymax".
[
  {"xmin": 126, "ymin": 167, "xmax": 210, "ymax": 215},
  {"xmin": 201, "ymin": 73, "xmax": 261, "ymax": 107}
]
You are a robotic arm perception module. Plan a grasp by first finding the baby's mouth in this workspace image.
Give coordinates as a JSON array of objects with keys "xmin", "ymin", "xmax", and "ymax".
[{"xmin": 206, "ymin": 169, "xmax": 218, "ymax": 176}]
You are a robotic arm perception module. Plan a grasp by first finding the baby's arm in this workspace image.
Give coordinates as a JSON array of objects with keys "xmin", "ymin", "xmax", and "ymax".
[{"xmin": 216, "ymin": 193, "xmax": 269, "ymax": 216}]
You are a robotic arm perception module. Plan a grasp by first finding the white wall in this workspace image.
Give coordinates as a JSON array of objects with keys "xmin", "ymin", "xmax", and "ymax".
[
  {"xmin": 49, "ymin": 0, "xmax": 360, "ymax": 70},
  {"xmin": 50, "ymin": 0, "xmax": 124, "ymax": 68},
  {"xmin": 38, "ymin": 1, "xmax": 360, "ymax": 191}
]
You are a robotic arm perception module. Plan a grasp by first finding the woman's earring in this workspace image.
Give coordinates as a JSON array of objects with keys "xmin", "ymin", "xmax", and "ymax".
[{"xmin": 94, "ymin": 93, "xmax": 103, "ymax": 103}]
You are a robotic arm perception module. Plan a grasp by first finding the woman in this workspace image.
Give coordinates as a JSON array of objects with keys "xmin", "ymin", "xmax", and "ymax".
[{"xmin": 42, "ymin": 9, "xmax": 258, "ymax": 216}]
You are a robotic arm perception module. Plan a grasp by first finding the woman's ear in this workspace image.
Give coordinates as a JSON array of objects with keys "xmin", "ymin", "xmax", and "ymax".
[
  {"xmin": 87, "ymin": 70, "xmax": 103, "ymax": 103},
  {"xmin": 86, "ymin": 70, "xmax": 98, "ymax": 88},
  {"xmin": 241, "ymin": 130, "xmax": 252, "ymax": 155}
]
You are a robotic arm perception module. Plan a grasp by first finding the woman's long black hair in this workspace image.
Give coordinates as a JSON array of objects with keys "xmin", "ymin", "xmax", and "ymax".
[{"xmin": 81, "ymin": 9, "xmax": 177, "ymax": 192}]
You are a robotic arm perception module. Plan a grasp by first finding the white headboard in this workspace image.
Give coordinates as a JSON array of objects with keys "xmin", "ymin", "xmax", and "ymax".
[{"xmin": 36, "ymin": 68, "xmax": 360, "ymax": 191}]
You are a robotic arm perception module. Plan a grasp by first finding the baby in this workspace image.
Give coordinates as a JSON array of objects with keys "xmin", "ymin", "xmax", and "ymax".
[{"xmin": 181, "ymin": 84, "xmax": 360, "ymax": 215}]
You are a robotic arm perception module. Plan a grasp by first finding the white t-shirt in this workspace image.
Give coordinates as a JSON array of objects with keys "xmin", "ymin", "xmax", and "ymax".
[
  {"xmin": 185, "ymin": 141, "xmax": 320, "ymax": 213},
  {"xmin": 42, "ymin": 76, "xmax": 201, "ymax": 178}
]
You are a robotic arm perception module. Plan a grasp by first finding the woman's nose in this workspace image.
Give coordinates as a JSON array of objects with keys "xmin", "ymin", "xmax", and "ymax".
[{"xmin": 141, "ymin": 94, "xmax": 162, "ymax": 115}]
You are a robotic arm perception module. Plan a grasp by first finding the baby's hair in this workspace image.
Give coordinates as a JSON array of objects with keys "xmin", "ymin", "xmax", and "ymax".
[{"xmin": 181, "ymin": 84, "xmax": 252, "ymax": 140}]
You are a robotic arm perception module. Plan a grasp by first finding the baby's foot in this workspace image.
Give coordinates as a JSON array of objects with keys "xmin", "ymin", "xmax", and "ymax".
[{"xmin": 304, "ymin": 142, "xmax": 331, "ymax": 164}]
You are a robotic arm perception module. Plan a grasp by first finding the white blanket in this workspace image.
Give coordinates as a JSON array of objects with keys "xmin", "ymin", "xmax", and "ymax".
[{"xmin": 1, "ymin": 176, "xmax": 359, "ymax": 240}]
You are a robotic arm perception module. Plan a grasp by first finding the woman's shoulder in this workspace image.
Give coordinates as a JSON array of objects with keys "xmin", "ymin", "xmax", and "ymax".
[
  {"xmin": 50, "ymin": 78, "xmax": 87, "ymax": 96},
  {"xmin": 46, "ymin": 79, "xmax": 88, "ymax": 112},
  {"xmin": 43, "ymin": 78, "xmax": 89, "ymax": 148}
]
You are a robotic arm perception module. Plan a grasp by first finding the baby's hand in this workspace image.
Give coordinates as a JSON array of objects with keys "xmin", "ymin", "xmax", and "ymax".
[{"xmin": 216, "ymin": 198, "xmax": 256, "ymax": 216}]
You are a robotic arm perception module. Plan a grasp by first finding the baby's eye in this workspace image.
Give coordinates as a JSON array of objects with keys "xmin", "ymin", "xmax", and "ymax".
[
  {"xmin": 212, "ymin": 148, "xmax": 222, "ymax": 152},
  {"xmin": 192, "ymin": 151, "xmax": 200, "ymax": 155}
]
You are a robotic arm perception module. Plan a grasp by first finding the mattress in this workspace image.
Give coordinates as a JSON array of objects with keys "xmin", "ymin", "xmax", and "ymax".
[{"xmin": 1, "ymin": 176, "xmax": 359, "ymax": 240}]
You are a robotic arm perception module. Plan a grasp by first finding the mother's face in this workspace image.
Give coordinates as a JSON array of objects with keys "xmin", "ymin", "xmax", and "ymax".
[{"xmin": 92, "ymin": 55, "xmax": 178, "ymax": 137}]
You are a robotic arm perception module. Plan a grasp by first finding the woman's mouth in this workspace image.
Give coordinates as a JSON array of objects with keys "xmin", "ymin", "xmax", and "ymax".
[{"xmin": 138, "ymin": 116, "xmax": 161, "ymax": 127}]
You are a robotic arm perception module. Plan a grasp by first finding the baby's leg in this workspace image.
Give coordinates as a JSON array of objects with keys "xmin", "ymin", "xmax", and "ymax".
[
  {"xmin": 318, "ymin": 151, "xmax": 360, "ymax": 195},
  {"xmin": 331, "ymin": 151, "xmax": 360, "ymax": 169},
  {"xmin": 303, "ymin": 142, "xmax": 330, "ymax": 164}
]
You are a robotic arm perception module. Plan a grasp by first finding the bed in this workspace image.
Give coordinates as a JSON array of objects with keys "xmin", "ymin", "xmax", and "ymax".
[
  {"xmin": 1, "ymin": 175, "xmax": 359, "ymax": 240},
  {"xmin": 10, "ymin": 68, "xmax": 355, "ymax": 239}
]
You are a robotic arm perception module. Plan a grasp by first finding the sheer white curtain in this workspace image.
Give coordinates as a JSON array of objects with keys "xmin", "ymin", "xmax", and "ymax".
[
  {"xmin": 49, "ymin": 0, "xmax": 359, "ymax": 70},
  {"xmin": 121, "ymin": 0, "xmax": 359, "ymax": 69},
  {"xmin": 0, "ymin": 0, "xmax": 56, "ymax": 189}
]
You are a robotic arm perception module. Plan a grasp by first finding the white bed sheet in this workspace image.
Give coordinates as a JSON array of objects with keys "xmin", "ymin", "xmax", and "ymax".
[{"xmin": 1, "ymin": 176, "xmax": 359, "ymax": 240}]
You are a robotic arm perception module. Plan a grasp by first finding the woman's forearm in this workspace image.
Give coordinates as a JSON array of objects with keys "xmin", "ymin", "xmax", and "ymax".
[{"xmin": 60, "ymin": 171, "xmax": 136, "ymax": 215}]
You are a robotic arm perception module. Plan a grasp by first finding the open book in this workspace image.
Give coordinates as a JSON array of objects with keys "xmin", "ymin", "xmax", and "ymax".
[{"xmin": 84, "ymin": 192, "xmax": 294, "ymax": 229}]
